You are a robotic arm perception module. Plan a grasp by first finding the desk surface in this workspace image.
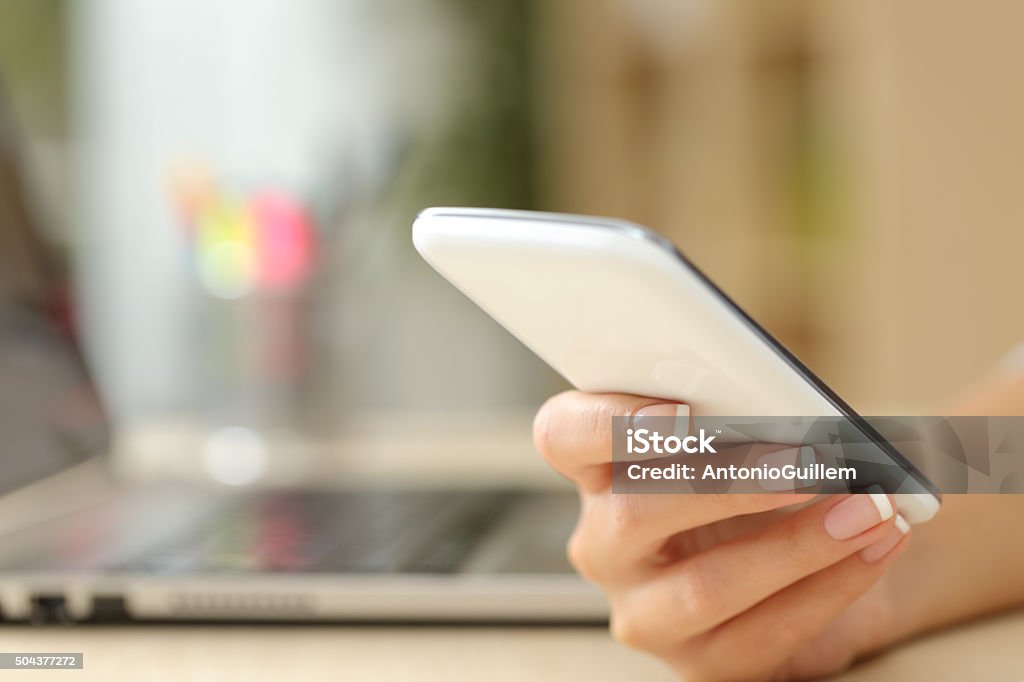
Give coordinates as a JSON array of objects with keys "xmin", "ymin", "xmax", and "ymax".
[
  {"xmin": 5, "ymin": 421, "xmax": 1023, "ymax": 680},
  {"xmin": 2, "ymin": 609, "xmax": 1023, "ymax": 681}
]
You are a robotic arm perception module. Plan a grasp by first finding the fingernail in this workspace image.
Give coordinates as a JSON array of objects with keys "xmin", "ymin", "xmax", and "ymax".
[
  {"xmin": 859, "ymin": 525, "xmax": 907, "ymax": 563},
  {"xmin": 633, "ymin": 403, "xmax": 690, "ymax": 437},
  {"xmin": 824, "ymin": 489, "xmax": 894, "ymax": 540},
  {"xmin": 755, "ymin": 446, "xmax": 817, "ymax": 491},
  {"xmin": 894, "ymin": 513, "xmax": 910, "ymax": 534}
]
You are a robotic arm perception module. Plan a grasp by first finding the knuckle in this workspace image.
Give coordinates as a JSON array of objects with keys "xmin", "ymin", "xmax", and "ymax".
[
  {"xmin": 565, "ymin": 523, "xmax": 600, "ymax": 582},
  {"xmin": 608, "ymin": 608, "xmax": 653, "ymax": 651},
  {"xmin": 609, "ymin": 567, "xmax": 717, "ymax": 651},
  {"xmin": 670, "ymin": 566, "xmax": 715, "ymax": 626},
  {"xmin": 778, "ymin": 521, "xmax": 815, "ymax": 566}
]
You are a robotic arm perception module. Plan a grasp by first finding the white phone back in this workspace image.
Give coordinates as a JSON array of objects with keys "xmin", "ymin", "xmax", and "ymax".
[
  {"xmin": 413, "ymin": 207, "xmax": 939, "ymax": 523},
  {"xmin": 415, "ymin": 207, "xmax": 836, "ymax": 416}
]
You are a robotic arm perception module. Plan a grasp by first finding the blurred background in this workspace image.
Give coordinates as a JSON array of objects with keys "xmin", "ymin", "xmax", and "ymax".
[{"xmin": 2, "ymin": 0, "xmax": 1023, "ymax": 486}]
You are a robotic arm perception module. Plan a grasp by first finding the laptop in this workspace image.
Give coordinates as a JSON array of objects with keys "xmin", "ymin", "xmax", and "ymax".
[{"xmin": 0, "ymin": 87, "xmax": 605, "ymax": 625}]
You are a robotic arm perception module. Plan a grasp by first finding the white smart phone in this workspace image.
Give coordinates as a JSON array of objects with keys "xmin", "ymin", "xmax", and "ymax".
[{"xmin": 412, "ymin": 207, "xmax": 940, "ymax": 523}]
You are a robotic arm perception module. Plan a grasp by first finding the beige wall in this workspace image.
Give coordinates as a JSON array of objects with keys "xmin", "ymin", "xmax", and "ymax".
[
  {"xmin": 832, "ymin": 0, "xmax": 1024, "ymax": 409},
  {"xmin": 534, "ymin": 0, "xmax": 1024, "ymax": 412}
]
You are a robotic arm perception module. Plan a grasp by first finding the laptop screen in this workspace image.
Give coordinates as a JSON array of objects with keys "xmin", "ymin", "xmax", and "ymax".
[{"xmin": 0, "ymin": 84, "xmax": 110, "ymax": 497}]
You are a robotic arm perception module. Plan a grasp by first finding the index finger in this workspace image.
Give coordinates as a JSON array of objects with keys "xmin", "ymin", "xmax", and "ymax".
[{"xmin": 533, "ymin": 391, "xmax": 688, "ymax": 492}]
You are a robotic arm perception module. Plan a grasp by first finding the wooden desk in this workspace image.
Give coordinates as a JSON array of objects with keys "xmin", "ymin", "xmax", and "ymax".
[{"xmin": 2, "ymin": 609, "xmax": 1023, "ymax": 681}]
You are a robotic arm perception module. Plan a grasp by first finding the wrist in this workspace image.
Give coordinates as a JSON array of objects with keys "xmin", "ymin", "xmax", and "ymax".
[{"xmin": 882, "ymin": 495, "xmax": 1024, "ymax": 644}]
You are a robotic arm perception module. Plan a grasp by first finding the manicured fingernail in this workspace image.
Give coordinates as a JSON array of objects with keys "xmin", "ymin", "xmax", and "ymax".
[
  {"xmin": 824, "ymin": 490, "xmax": 894, "ymax": 540},
  {"xmin": 859, "ymin": 526, "xmax": 907, "ymax": 563},
  {"xmin": 894, "ymin": 513, "xmax": 910, "ymax": 534},
  {"xmin": 755, "ymin": 446, "xmax": 817, "ymax": 491},
  {"xmin": 866, "ymin": 485, "xmax": 895, "ymax": 520},
  {"xmin": 633, "ymin": 403, "xmax": 690, "ymax": 437}
]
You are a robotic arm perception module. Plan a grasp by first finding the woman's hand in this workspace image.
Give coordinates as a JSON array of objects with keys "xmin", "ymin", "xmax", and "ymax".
[{"xmin": 533, "ymin": 391, "xmax": 911, "ymax": 680}]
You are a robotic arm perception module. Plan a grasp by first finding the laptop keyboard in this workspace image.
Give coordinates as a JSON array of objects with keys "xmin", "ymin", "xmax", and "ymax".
[{"xmin": 116, "ymin": 490, "xmax": 521, "ymax": 575}]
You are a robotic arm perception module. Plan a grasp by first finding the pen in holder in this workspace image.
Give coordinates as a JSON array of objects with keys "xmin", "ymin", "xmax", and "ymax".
[{"xmin": 171, "ymin": 167, "xmax": 317, "ymax": 484}]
